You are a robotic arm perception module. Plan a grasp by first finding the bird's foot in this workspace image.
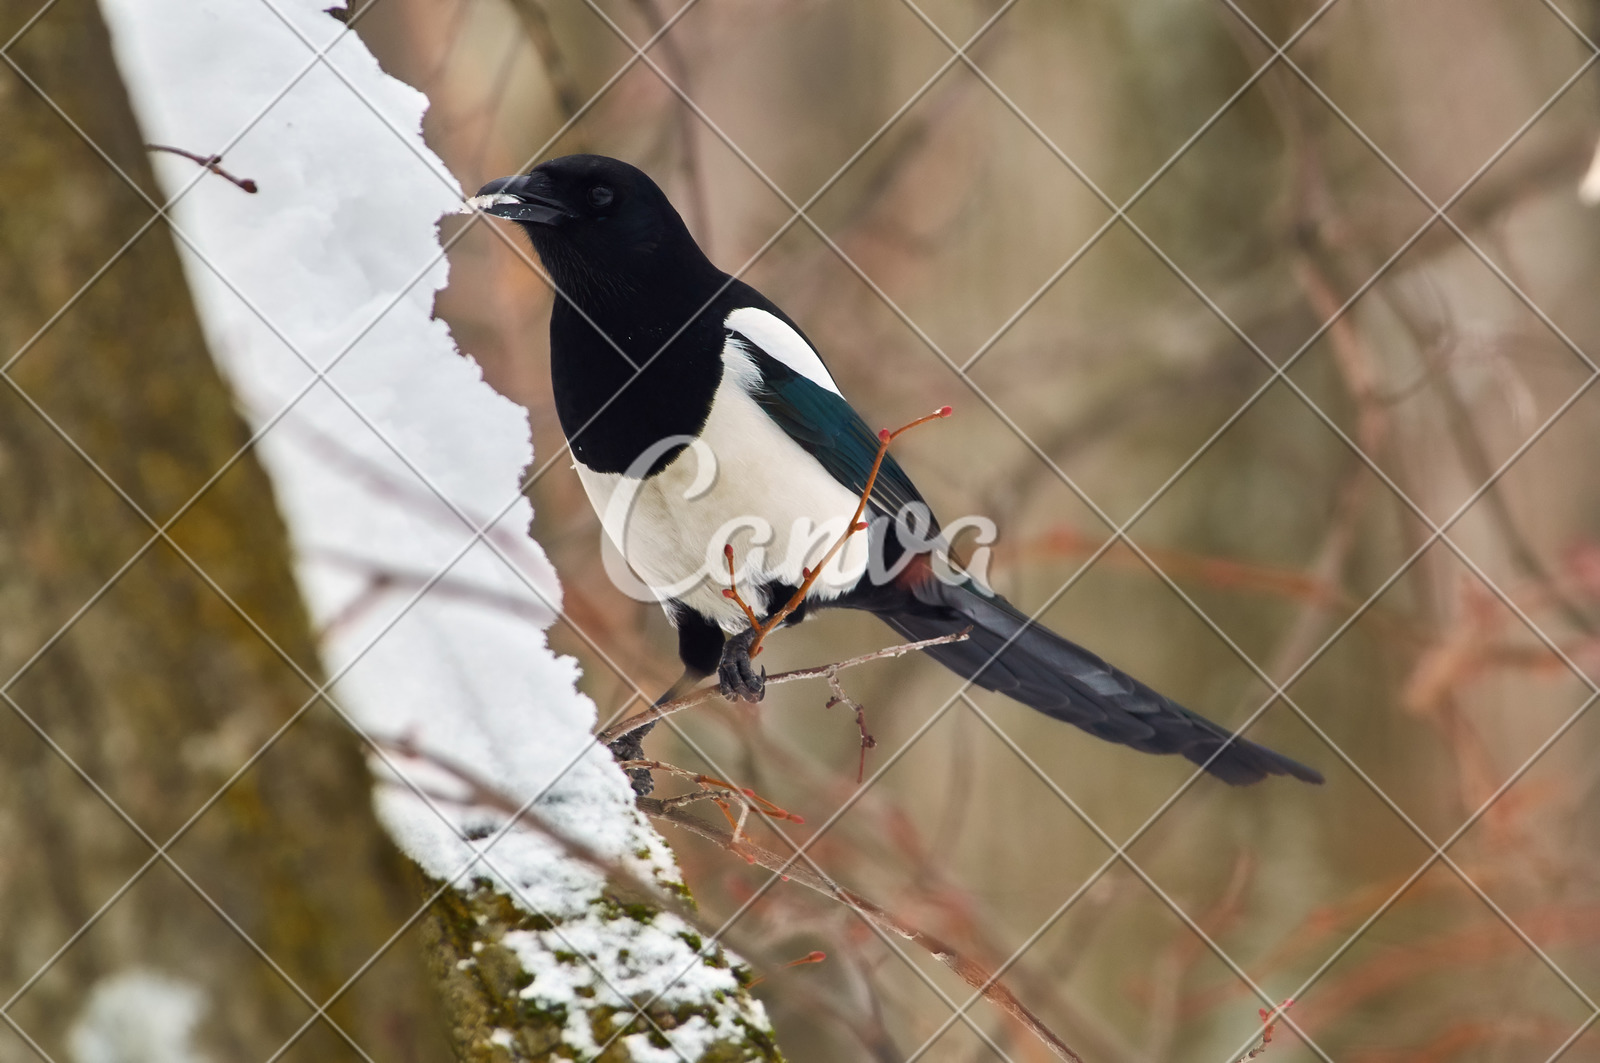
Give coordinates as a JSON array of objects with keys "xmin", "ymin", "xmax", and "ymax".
[
  {"xmin": 607, "ymin": 724, "xmax": 656, "ymax": 796},
  {"xmin": 717, "ymin": 626, "xmax": 766, "ymax": 702}
]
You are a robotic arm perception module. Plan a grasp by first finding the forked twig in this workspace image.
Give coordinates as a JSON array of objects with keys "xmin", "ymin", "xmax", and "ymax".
[
  {"xmin": 620, "ymin": 758, "xmax": 804, "ymax": 846},
  {"xmin": 594, "ymin": 629, "xmax": 970, "ymax": 746},
  {"xmin": 824, "ymin": 671, "xmax": 876, "ymax": 785}
]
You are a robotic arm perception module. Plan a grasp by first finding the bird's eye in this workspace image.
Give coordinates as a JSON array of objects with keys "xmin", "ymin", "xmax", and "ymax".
[{"xmin": 588, "ymin": 185, "xmax": 615, "ymax": 209}]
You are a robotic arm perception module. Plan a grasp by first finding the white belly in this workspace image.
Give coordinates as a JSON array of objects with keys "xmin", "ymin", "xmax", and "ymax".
[{"xmin": 576, "ymin": 372, "xmax": 869, "ymax": 630}]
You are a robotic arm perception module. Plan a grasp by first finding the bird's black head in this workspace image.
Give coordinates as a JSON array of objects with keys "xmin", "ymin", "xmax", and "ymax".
[{"xmin": 470, "ymin": 155, "xmax": 717, "ymax": 305}]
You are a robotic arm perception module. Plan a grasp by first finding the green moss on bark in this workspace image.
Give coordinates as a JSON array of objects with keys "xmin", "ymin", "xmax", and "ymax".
[{"xmin": 421, "ymin": 880, "xmax": 784, "ymax": 1061}]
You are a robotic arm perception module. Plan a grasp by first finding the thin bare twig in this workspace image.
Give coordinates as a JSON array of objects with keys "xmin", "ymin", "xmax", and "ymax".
[
  {"xmin": 639, "ymin": 797, "xmax": 1087, "ymax": 1063},
  {"xmin": 824, "ymin": 671, "xmax": 875, "ymax": 785},
  {"xmin": 1231, "ymin": 999, "xmax": 1295, "ymax": 1062},
  {"xmin": 619, "ymin": 757, "xmax": 803, "ymax": 843},
  {"xmin": 595, "ymin": 629, "xmax": 970, "ymax": 746},
  {"xmin": 146, "ymin": 144, "xmax": 258, "ymax": 193}
]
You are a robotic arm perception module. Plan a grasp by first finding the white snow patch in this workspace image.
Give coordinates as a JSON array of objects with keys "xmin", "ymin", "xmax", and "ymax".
[
  {"xmin": 101, "ymin": 0, "xmax": 771, "ymax": 1055},
  {"xmin": 624, "ymin": 1017, "xmax": 724, "ymax": 1063},
  {"xmin": 69, "ymin": 971, "xmax": 210, "ymax": 1063},
  {"xmin": 464, "ymin": 192, "xmax": 523, "ymax": 213}
]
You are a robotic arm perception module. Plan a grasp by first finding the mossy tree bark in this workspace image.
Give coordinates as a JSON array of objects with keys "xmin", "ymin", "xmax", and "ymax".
[{"xmin": 0, "ymin": 1, "xmax": 451, "ymax": 1059}]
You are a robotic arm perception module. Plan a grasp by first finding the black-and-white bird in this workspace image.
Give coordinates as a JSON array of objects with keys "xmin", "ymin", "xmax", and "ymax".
[{"xmin": 471, "ymin": 154, "xmax": 1322, "ymax": 788}]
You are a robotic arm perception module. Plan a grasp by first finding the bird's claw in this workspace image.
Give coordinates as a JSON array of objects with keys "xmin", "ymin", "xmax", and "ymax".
[
  {"xmin": 607, "ymin": 727, "xmax": 656, "ymax": 796},
  {"xmin": 717, "ymin": 627, "xmax": 766, "ymax": 702}
]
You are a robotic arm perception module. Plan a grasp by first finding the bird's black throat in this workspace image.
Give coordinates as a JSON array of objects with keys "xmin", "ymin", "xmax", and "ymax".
[{"xmin": 545, "ymin": 259, "xmax": 735, "ymax": 477}]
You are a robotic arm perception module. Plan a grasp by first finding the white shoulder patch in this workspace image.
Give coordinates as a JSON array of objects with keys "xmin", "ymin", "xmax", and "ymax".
[{"xmin": 723, "ymin": 306, "xmax": 841, "ymax": 396}]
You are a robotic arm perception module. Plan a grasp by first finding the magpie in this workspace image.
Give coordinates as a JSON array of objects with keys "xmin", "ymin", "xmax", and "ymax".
[{"xmin": 470, "ymin": 154, "xmax": 1322, "ymax": 789}]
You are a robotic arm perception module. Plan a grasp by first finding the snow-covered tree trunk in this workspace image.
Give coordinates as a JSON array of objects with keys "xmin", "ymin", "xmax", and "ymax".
[
  {"xmin": 98, "ymin": 1, "xmax": 785, "ymax": 1059},
  {"xmin": 0, "ymin": 0, "xmax": 449, "ymax": 1056}
]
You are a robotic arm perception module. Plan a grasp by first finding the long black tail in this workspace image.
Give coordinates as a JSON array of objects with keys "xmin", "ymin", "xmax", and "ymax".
[{"xmin": 865, "ymin": 574, "xmax": 1323, "ymax": 786}]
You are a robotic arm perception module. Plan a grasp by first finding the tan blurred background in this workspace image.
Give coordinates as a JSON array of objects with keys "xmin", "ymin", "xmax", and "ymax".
[{"xmin": 353, "ymin": 2, "xmax": 1600, "ymax": 1059}]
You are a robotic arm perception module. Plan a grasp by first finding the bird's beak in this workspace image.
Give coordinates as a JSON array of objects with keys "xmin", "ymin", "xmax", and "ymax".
[{"xmin": 465, "ymin": 174, "xmax": 569, "ymax": 224}]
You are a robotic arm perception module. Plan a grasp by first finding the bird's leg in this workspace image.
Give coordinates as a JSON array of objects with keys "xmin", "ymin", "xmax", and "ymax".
[
  {"xmin": 717, "ymin": 625, "xmax": 766, "ymax": 702},
  {"xmin": 608, "ymin": 723, "xmax": 657, "ymax": 797},
  {"xmin": 608, "ymin": 669, "xmax": 702, "ymax": 797}
]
